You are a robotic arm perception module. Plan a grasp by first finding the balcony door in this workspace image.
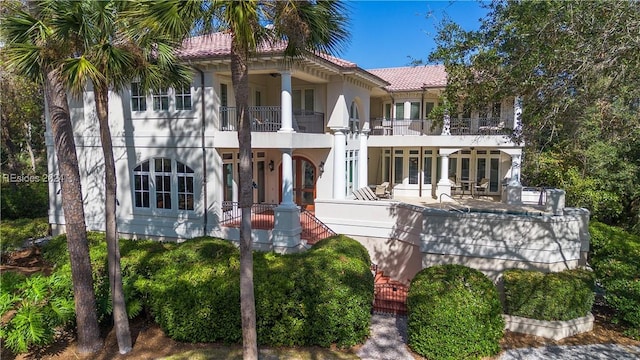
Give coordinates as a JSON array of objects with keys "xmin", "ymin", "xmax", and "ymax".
[{"xmin": 279, "ymin": 156, "xmax": 317, "ymax": 210}]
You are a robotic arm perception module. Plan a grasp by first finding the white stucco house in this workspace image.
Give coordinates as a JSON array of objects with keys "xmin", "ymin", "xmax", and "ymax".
[{"xmin": 46, "ymin": 33, "xmax": 588, "ymax": 283}]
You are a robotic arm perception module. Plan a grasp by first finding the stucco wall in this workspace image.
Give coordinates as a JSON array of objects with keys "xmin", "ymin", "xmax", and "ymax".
[{"xmin": 315, "ymin": 199, "xmax": 589, "ymax": 283}]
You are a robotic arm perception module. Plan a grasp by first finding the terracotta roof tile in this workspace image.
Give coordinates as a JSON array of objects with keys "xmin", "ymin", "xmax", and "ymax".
[
  {"xmin": 367, "ymin": 65, "xmax": 447, "ymax": 91},
  {"xmin": 178, "ymin": 33, "xmax": 356, "ymax": 68}
]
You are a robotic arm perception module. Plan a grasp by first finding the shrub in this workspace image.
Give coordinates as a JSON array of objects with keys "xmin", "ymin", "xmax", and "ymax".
[
  {"xmin": 137, "ymin": 235, "xmax": 373, "ymax": 347},
  {"xmin": 0, "ymin": 217, "xmax": 49, "ymax": 251},
  {"xmin": 503, "ymin": 269, "xmax": 595, "ymax": 321},
  {"xmin": 0, "ymin": 182, "xmax": 48, "ymax": 220},
  {"xmin": 42, "ymin": 233, "xmax": 146, "ymax": 322},
  {"xmin": 407, "ymin": 264, "xmax": 503, "ymax": 360},
  {"xmin": 134, "ymin": 239, "xmax": 243, "ymax": 343},
  {"xmin": 0, "ymin": 273, "xmax": 75, "ymax": 354},
  {"xmin": 589, "ymin": 222, "xmax": 640, "ymax": 337},
  {"xmin": 257, "ymin": 235, "xmax": 373, "ymax": 348}
]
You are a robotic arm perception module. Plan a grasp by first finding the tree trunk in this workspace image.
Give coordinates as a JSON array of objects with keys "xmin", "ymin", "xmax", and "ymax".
[
  {"xmin": 43, "ymin": 67, "xmax": 103, "ymax": 354},
  {"xmin": 94, "ymin": 83, "xmax": 131, "ymax": 354},
  {"xmin": 230, "ymin": 41, "xmax": 258, "ymax": 360},
  {"xmin": 25, "ymin": 122, "xmax": 37, "ymax": 172}
]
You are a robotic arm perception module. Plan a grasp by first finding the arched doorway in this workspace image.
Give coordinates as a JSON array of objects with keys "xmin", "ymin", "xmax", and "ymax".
[{"xmin": 279, "ymin": 156, "xmax": 317, "ymax": 210}]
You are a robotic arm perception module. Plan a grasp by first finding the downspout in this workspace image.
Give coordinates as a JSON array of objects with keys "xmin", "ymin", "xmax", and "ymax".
[
  {"xmin": 194, "ymin": 66, "xmax": 208, "ymax": 236},
  {"xmin": 419, "ymin": 146, "xmax": 423, "ymax": 198}
]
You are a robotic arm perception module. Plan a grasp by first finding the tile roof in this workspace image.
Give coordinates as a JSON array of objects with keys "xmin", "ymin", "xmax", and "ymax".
[
  {"xmin": 367, "ymin": 65, "xmax": 447, "ymax": 92},
  {"xmin": 178, "ymin": 33, "xmax": 356, "ymax": 69}
]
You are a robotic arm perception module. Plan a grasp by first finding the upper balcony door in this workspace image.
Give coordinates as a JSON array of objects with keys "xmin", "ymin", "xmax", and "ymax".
[
  {"xmin": 293, "ymin": 88, "xmax": 315, "ymax": 114},
  {"xmin": 279, "ymin": 156, "xmax": 316, "ymax": 211}
]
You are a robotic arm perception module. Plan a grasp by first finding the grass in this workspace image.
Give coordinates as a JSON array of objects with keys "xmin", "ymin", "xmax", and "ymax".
[{"xmin": 0, "ymin": 217, "xmax": 49, "ymax": 251}]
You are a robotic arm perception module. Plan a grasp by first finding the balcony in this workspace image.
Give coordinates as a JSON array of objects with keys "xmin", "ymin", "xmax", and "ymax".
[
  {"xmin": 370, "ymin": 117, "xmax": 513, "ymax": 136},
  {"xmin": 219, "ymin": 106, "xmax": 325, "ymax": 134}
]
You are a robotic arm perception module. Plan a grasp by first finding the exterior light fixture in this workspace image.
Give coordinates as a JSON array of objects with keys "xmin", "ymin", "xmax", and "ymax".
[
  {"xmin": 269, "ymin": 160, "xmax": 274, "ymax": 172},
  {"xmin": 319, "ymin": 161, "xmax": 325, "ymax": 174}
]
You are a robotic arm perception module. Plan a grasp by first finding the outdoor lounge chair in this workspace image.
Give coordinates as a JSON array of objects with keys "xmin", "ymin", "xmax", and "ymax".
[
  {"xmin": 375, "ymin": 182, "xmax": 391, "ymax": 199},
  {"xmin": 352, "ymin": 187, "xmax": 379, "ymax": 201}
]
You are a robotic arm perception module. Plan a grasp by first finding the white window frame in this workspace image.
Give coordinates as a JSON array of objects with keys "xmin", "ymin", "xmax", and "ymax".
[
  {"xmin": 175, "ymin": 85, "xmax": 193, "ymax": 111},
  {"xmin": 131, "ymin": 82, "xmax": 146, "ymax": 112},
  {"xmin": 133, "ymin": 158, "xmax": 196, "ymax": 212},
  {"xmin": 152, "ymin": 88, "xmax": 169, "ymax": 111}
]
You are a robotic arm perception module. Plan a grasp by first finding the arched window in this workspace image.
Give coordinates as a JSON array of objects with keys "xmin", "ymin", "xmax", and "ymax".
[
  {"xmin": 349, "ymin": 101, "xmax": 360, "ymax": 133},
  {"xmin": 133, "ymin": 158, "xmax": 195, "ymax": 211}
]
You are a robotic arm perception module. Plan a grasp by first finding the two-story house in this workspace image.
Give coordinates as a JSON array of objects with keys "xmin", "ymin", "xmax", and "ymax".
[{"xmin": 47, "ymin": 33, "xmax": 587, "ymax": 283}]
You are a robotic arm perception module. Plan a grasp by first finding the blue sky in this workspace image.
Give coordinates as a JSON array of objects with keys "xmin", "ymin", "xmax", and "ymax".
[{"xmin": 341, "ymin": 1, "xmax": 489, "ymax": 69}]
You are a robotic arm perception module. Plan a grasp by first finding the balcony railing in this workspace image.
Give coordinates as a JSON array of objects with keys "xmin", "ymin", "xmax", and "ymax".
[
  {"xmin": 370, "ymin": 117, "xmax": 513, "ymax": 136},
  {"xmin": 219, "ymin": 106, "xmax": 325, "ymax": 134}
]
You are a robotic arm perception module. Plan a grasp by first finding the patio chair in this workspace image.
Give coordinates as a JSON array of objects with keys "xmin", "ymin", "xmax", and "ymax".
[
  {"xmin": 449, "ymin": 177, "xmax": 462, "ymax": 194},
  {"xmin": 474, "ymin": 178, "xmax": 490, "ymax": 197},
  {"xmin": 375, "ymin": 182, "xmax": 391, "ymax": 199}
]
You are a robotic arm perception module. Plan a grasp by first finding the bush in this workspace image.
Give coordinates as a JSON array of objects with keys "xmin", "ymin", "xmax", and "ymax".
[
  {"xmin": 42, "ymin": 233, "xmax": 146, "ymax": 323},
  {"xmin": 0, "ymin": 182, "xmax": 48, "ymax": 220},
  {"xmin": 589, "ymin": 222, "xmax": 640, "ymax": 337},
  {"xmin": 136, "ymin": 235, "xmax": 373, "ymax": 347},
  {"xmin": 255, "ymin": 235, "xmax": 373, "ymax": 347},
  {"xmin": 0, "ymin": 273, "xmax": 75, "ymax": 354},
  {"xmin": 35, "ymin": 234, "xmax": 373, "ymax": 349},
  {"xmin": 0, "ymin": 217, "xmax": 49, "ymax": 251},
  {"xmin": 503, "ymin": 269, "xmax": 595, "ymax": 321},
  {"xmin": 407, "ymin": 264, "xmax": 503, "ymax": 360}
]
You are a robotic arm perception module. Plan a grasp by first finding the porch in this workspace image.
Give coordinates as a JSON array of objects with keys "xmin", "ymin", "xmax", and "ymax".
[
  {"xmin": 219, "ymin": 202, "xmax": 336, "ymax": 245},
  {"xmin": 370, "ymin": 117, "xmax": 513, "ymax": 136},
  {"xmin": 219, "ymin": 106, "xmax": 326, "ymax": 134}
]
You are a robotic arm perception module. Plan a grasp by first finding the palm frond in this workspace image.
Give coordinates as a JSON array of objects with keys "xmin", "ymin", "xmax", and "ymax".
[{"xmin": 62, "ymin": 56, "xmax": 105, "ymax": 97}]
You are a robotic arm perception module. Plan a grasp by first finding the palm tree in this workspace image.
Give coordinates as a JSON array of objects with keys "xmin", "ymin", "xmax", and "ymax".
[
  {"xmin": 56, "ymin": 1, "xmax": 196, "ymax": 353},
  {"xmin": 1, "ymin": 1, "xmax": 103, "ymax": 353},
  {"xmin": 210, "ymin": 1, "xmax": 349, "ymax": 358}
]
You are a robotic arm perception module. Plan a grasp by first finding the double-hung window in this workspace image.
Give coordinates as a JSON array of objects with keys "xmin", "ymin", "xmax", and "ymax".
[
  {"xmin": 131, "ymin": 82, "xmax": 146, "ymax": 111},
  {"xmin": 153, "ymin": 89, "xmax": 169, "ymax": 111},
  {"xmin": 175, "ymin": 86, "xmax": 192, "ymax": 110}
]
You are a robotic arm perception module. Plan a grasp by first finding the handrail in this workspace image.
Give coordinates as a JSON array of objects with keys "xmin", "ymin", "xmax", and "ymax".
[
  {"xmin": 439, "ymin": 193, "xmax": 470, "ymax": 213},
  {"xmin": 220, "ymin": 201, "xmax": 278, "ymax": 229},
  {"xmin": 300, "ymin": 208, "xmax": 336, "ymax": 245}
]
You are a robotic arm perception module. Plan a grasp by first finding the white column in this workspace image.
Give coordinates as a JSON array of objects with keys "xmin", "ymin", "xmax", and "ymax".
[
  {"xmin": 513, "ymin": 96, "xmax": 523, "ymax": 131},
  {"xmin": 503, "ymin": 151, "xmax": 523, "ymax": 205},
  {"xmin": 441, "ymin": 109, "xmax": 451, "ymax": 135},
  {"xmin": 358, "ymin": 129, "xmax": 369, "ymax": 189},
  {"xmin": 332, "ymin": 127, "xmax": 348, "ymax": 199},
  {"xmin": 272, "ymin": 147, "xmax": 301, "ymax": 252},
  {"xmin": 279, "ymin": 70, "xmax": 294, "ymax": 133},
  {"xmin": 280, "ymin": 149, "xmax": 295, "ymax": 207},
  {"xmin": 436, "ymin": 152, "xmax": 452, "ymax": 201},
  {"xmin": 509, "ymin": 153, "xmax": 522, "ymax": 186}
]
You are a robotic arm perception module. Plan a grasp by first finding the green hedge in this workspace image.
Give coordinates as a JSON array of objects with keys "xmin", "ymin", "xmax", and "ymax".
[
  {"xmin": 589, "ymin": 222, "xmax": 640, "ymax": 337},
  {"xmin": 0, "ymin": 217, "xmax": 49, "ymax": 251},
  {"xmin": 25, "ymin": 234, "xmax": 372, "ymax": 351},
  {"xmin": 503, "ymin": 269, "xmax": 595, "ymax": 321},
  {"xmin": 134, "ymin": 234, "xmax": 373, "ymax": 347},
  {"xmin": 0, "ymin": 182, "xmax": 48, "ymax": 220},
  {"xmin": 407, "ymin": 264, "xmax": 503, "ymax": 360}
]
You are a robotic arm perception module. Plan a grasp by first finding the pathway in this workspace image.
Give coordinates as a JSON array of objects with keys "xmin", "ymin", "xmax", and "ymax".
[{"xmin": 357, "ymin": 313, "xmax": 414, "ymax": 360}]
